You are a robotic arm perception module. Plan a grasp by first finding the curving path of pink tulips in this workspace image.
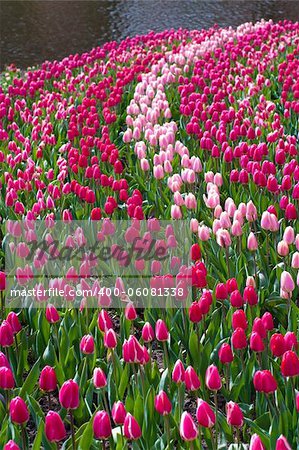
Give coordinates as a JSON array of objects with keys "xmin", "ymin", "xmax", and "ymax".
[{"xmin": 0, "ymin": 19, "xmax": 299, "ymax": 450}]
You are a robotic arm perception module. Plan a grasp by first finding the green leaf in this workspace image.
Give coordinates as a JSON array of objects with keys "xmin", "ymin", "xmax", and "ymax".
[{"xmin": 20, "ymin": 358, "xmax": 40, "ymax": 397}]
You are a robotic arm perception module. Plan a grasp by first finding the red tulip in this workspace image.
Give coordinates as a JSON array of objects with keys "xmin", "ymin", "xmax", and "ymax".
[
  {"xmin": 124, "ymin": 413, "xmax": 142, "ymax": 440},
  {"xmin": 281, "ymin": 350, "xmax": 299, "ymax": 377},
  {"xmin": 93, "ymin": 368, "xmax": 107, "ymax": 388},
  {"xmin": 249, "ymin": 434, "xmax": 265, "ymax": 450},
  {"xmin": 218, "ymin": 343, "xmax": 234, "ymax": 364},
  {"xmin": 154, "ymin": 390, "xmax": 172, "ymax": 415},
  {"xmin": 97, "ymin": 310, "xmax": 113, "ymax": 332},
  {"xmin": 125, "ymin": 302, "xmax": 137, "ymax": 321},
  {"xmin": 0, "ymin": 351, "xmax": 10, "ymax": 368},
  {"xmin": 179, "ymin": 412, "xmax": 198, "ymax": 441},
  {"xmin": 45, "ymin": 304, "xmax": 60, "ymax": 324},
  {"xmin": 226, "ymin": 278, "xmax": 238, "ymax": 294},
  {"xmin": 253, "ymin": 370, "xmax": 277, "ymax": 393},
  {"xmin": 93, "ymin": 410, "xmax": 112, "ymax": 440},
  {"xmin": 104, "ymin": 329, "xmax": 117, "ymax": 348},
  {"xmin": 196, "ymin": 399, "xmax": 215, "ymax": 428},
  {"xmin": 59, "ymin": 380, "xmax": 79, "ymax": 409},
  {"xmin": 205, "ymin": 364, "xmax": 222, "ymax": 391},
  {"xmin": 0, "ymin": 321, "xmax": 14, "ymax": 347},
  {"xmin": 232, "ymin": 328, "xmax": 247, "ymax": 350},
  {"xmin": 243, "ymin": 286, "xmax": 258, "ymax": 306},
  {"xmin": 275, "ymin": 435, "xmax": 292, "ymax": 450},
  {"xmin": 80, "ymin": 334, "xmax": 95, "ymax": 354},
  {"xmin": 39, "ymin": 366, "xmax": 57, "ymax": 392},
  {"xmin": 226, "ymin": 401, "xmax": 243, "ymax": 427},
  {"xmin": 172, "ymin": 359, "xmax": 185, "ymax": 384},
  {"xmin": 155, "ymin": 319, "xmax": 169, "ymax": 341},
  {"xmin": 122, "ymin": 336, "xmax": 145, "ymax": 364},
  {"xmin": 296, "ymin": 391, "xmax": 299, "ymax": 412},
  {"xmin": 142, "ymin": 322, "xmax": 155, "ymax": 342},
  {"xmin": 284, "ymin": 331, "xmax": 298, "ymax": 351},
  {"xmin": 4, "ymin": 440, "xmax": 20, "ymax": 450},
  {"xmin": 250, "ymin": 332, "xmax": 265, "ymax": 352},
  {"xmin": 6, "ymin": 312, "xmax": 21, "ymax": 334},
  {"xmin": 9, "ymin": 397, "xmax": 29, "ymax": 424},
  {"xmin": 230, "ymin": 290, "xmax": 244, "ymax": 307},
  {"xmin": 232, "ymin": 310, "xmax": 248, "ymax": 330},
  {"xmin": 45, "ymin": 411, "xmax": 66, "ymax": 442},
  {"xmin": 0, "ymin": 271, "xmax": 6, "ymax": 291},
  {"xmin": 270, "ymin": 333, "xmax": 286, "ymax": 357},
  {"xmin": 0, "ymin": 366, "xmax": 15, "ymax": 389},
  {"xmin": 112, "ymin": 401, "xmax": 126, "ymax": 425},
  {"xmin": 252, "ymin": 318, "xmax": 267, "ymax": 339},
  {"xmin": 188, "ymin": 301, "xmax": 202, "ymax": 323},
  {"xmin": 185, "ymin": 366, "xmax": 201, "ymax": 391},
  {"xmin": 190, "ymin": 243, "xmax": 201, "ymax": 261},
  {"xmin": 261, "ymin": 312, "xmax": 274, "ymax": 331},
  {"xmin": 215, "ymin": 283, "xmax": 228, "ymax": 300}
]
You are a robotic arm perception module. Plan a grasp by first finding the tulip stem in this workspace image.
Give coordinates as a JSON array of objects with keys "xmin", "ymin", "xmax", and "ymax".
[
  {"xmin": 164, "ymin": 415, "xmax": 170, "ymax": 449},
  {"xmin": 225, "ymin": 364, "xmax": 230, "ymax": 391},
  {"xmin": 102, "ymin": 439, "xmax": 106, "ymax": 450},
  {"xmin": 225, "ymin": 246, "xmax": 230, "ymax": 278},
  {"xmin": 48, "ymin": 392, "xmax": 51, "ymax": 411},
  {"xmin": 69, "ymin": 409, "xmax": 76, "ymax": 450},
  {"xmin": 214, "ymin": 392, "xmax": 218, "ymax": 447},
  {"xmin": 102, "ymin": 391, "xmax": 110, "ymax": 414},
  {"xmin": 162, "ymin": 341, "xmax": 170, "ymax": 384},
  {"xmin": 21, "ymin": 424, "xmax": 26, "ymax": 450}
]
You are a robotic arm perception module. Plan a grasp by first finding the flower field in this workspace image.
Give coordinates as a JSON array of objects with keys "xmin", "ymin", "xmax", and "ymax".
[{"xmin": 0, "ymin": 18, "xmax": 299, "ymax": 449}]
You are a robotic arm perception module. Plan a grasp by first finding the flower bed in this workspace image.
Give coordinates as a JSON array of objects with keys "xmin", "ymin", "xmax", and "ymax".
[{"xmin": 0, "ymin": 19, "xmax": 299, "ymax": 450}]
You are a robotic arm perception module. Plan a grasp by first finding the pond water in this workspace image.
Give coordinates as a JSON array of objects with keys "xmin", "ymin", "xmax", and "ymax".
[{"xmin": 1, "ymin": 0, "xmax": 299, "ymax": 70}]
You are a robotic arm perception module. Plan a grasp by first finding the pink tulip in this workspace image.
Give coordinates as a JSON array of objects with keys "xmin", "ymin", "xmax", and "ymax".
[
  {"xmin": 179, "ymin": 412, "xmax": 198, "ymax": 441},
  {"xmin": 196, "ymin": 399, "xmax": 215, "ymax": 428},
  {"xmin": 275, "ymin": 435, "xmax": 292, "ymax": 450},
  {"xmin": 45, "ymin": 411, "xmax": 66, "ymax": 442},
  {"xmin": 205, "ymin": 364, "xmax": 222, "ymax": 391},
  {"xmin": 249, "ymin": 434, "xmax": 265, "ymax": 450},
  {"xmin": 124, "ymin": 413, "xmax": 142, "ymax": 440}
]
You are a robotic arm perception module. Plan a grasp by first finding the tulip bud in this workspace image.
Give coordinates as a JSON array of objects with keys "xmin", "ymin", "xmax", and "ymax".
[
  {"xmin": 112, "ymin": 401, "xmax": 126, "ymax": 425},
  {"xmin": 230, "ymin": 290, "xmax": 244, "ymax": 307},
  {"xmin": 9, "ymin": 397, "xmax": 29, "ymax": 424},
  {"xmin": 188, "ymin": 301, "xmax": 202, "ymax": 323},
  {"xmin": 0, "ymin": 351, "xmax": 10, "ymax": 368},
  {"xmin": 218, "ymin": 343, "xmax": 234, "ymax": 364},
  {"xmin": 243, "ymin": 286, "xmax": 258, "ymax": 306},
  {"xmin": 185, "ymin": 366, "xmax": 201, "ymax": 391},
  {"xmin": 284, "ymin": 331, "xmax": 298, "ymax": 351},
  {"xmin": 226, "ymin": 401, "xmax": 243, "ymax": 427},
  {"xmin": 232, "ymin": 310, "xmax": 248, "ymax": 330},
  {"xmin": 142, "ymin": 322, "xmax": 155, "ymax": 342},
  {"xmin": 281, "ymin": 350, "xmax": 299, "ymax": 377},
  {"xmin": 232, "ymin": 328, "xmax": 247, "ymax": 350},
  {"xmin": 275, "ymin": 435, "xmax": 292, "ymax": 450},
  {"xmin": 0, "ymin": 366, "xmax": 15, "ymax": 389},
  {"xmin": 250, "ymin": 332, "xmax": 265, "ymax": 352},
  {"xmin": 270, "ymin": 333, "xmax": 286, "ymax": 357},
  {"xmin": 45, "ymin": 411, "xmax": 66, "ymax": 442},
  {"xmin": 247, "ymin": 232, "xmax": 258, "ymax": 251},
  {"xmin": 261, "ymin": 312, "xmax": 274, "ymax": 331},
  {"xmin": 296, "ymin": 391, "xmax": 299, "ymax": 412},
  {"xmin": 179, "ymin": 412, "xmax": 198, "ymax": 441},
  {"xmin": 45, "ymin": 304, "xmax": 60, "ymax": 323},
  {"xmin": 97, "ymin": 309, "xmax": 113, "ymax": 332},
  {"xmin": 93, "ymin": 368, "xmax": 107, "ymax": 388},
  {"xmin": 6, "ymin": 312, "xmax": 21, "ymax": 334},
  {"xmin": 124, "ymin": 413, "xmax": 142, "ymax": 440},
  {"xmin": 253, "ymin": 370, "xmax": 277, "ymax": 394},
  {"xmin": 80, "ymin": 334, "xmax": 95, "ymax": 354},
  {"xmin": 0, "ymin": 271, "xmax": 6, "ymax": 291},
  {"xmin": 0, "ymin": 320, "xmax": 14, "ymax": 347},
  {"xmin": 196, "ymin": 399, "xmax": 215, "ymax": 428},
  {"xmin": 4, "ymin": 441, "xmax": 20, "ymax": 450},
  {"xmin": 249, "ymin": 434, "xmax": 265, "ymax": 450},
  {"xmin": 104, "ymin": 328, "xmax": 117, "ymax": 349},
  {"xmin": 205, "ymin": 364, "xmax": 222, "ymax": 391},
  {"xmin": 39, "ymin": 366, "xmax": 57, "ymax": 392},
  {"xmin": 172, "ymin": 359, "xmax": 185, "ymax": 384},
  {"xmin": 154, "ymin": 390, "xmax": 172, "ymax": 415},
  {"xmin": 280, "ymin": 271, "xmax": 295, "ymax": 293},
  {"xmin": 125, "ymin": 302, "xmax": 137, "ymax": 321},
  {"xmin": 277, "ymin": 240, "xmax": 289, "ymax": 257},
  {"xmin": 155, "ymin": 319, "xmax": 169, "ymax": 342},
  {"xmin": 59, "ymin": 380, "xmax": 79, "ymax": 409},
  {"xmin": 93, "ymin": 410, "xmax": 112, "ymax": 440},
  {"xmin": 215, "ymin": 283, "xmax": 228, "ymax": 300},
  {"xmin": 190, "ymin": 244, "xmax": 201, "ymax": 261}
]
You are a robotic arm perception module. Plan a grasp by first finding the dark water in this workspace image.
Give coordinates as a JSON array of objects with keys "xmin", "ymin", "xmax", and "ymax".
[{"xmin": 1, "ymin": 0, "xmax": 299, "ymax": 70}]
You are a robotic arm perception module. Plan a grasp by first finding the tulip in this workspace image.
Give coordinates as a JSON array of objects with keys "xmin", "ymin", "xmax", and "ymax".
[
  {"xmin": 296, "ymin": 391, "xmax": 299, "ymax": 412},
  {"xmin": 243, "ymin": 286, "xmax": 258, "ymax": 306},
  {"xmin": 205, "ymin": 364, "xmax": 222, "ymax": 391},
  {"xmin": 179, "ymin": 412, "xmax": 198, "ymax": 441},
  {"xmin": 249, "ymin": 434, "xmax": 265, "ymax": 450},
  {"xmin": 284, "ymin": 331, "xmax": 298, "ymax": 351},
  {"xmin": 0, "ymin": 320, "xmax": 14, "ymax": 347},
  {"xmin": 104, "ymin": 328, "xmax": 117, "ymax": 349},
  {"xmin": 190, "ymin": 243, "xmax": 201, "ymax": 261},
  {"xmin": 0, "ymin": 366, "xmax": 15, "ymax": 389},
  {"xmin": 154, "ymin": 390, "xmax": 172, "ymax": 415},
  {"xmin": 232, "ymin": 328, "xmax": 247, "ymax": 350},
  {"xmin": 141, "ymin": 322, "xmax": 155, "ymax": 342},
  {"xmin": 189, "ymin": 301, "xmax": 202, "ymax": 322},
  {"xmin": 4, "ymin": 441, "xmax": 20, "ymax": 450},
  {"xmin": 6, "ymin": 312, "xmax": 21, "ymax": 334},
  {"xmin": 247, "ymin": 232, "xmax": 258, "ymax": 251},
  {"xmin": 93, "ymin": 410, "xmax": 112, "ymax": 440},
  {"xmin": 281, "ymin": 350, "xmax": 299, "ymax": 377},
  {"xmin": 226, "ymin": 401, "xmax": 243, "ymax": 427},
  {"xmin": 232, "ymin": 309, "xmax": 248, "ymax": 330},
  {"xmin": 97, "ymin": 309, "xmax": 113, "ymax": 332},
  {"xmin": 0, "ymin": 351, "xmax": 10, "ymax": 368},
  {"xmin": 215, "ymin": 283, "xmax": 228, "ymax": 300},
  {"xmin": 39, "ymin": 366, "xmax": 57, "ymax": 392},
  {"xmin": 155, "ymin": 319, "xmax": 169, "ymax": 341},
  {"xmin": 275, "ymin": 435, "xmax": 292, "ymax": 450},
  {"xmin": 0, "ymin": 271, "xmax": 6, "ymax": 291},
  {"xmin": 59, "ymin": 380, "xmax": 79, "ymax": 409},
  {"xmin": 261, "ymin": 312, "xmax": 274, "ymax": 331},
  {"xmin": 172, "ymin": 359, "xmax": 185, "ymax": 384},
  {"xmin": 196, "ymin": 399, "xmax": 215, "ymax": 428},
  {"xmin": 230, "ymin": 290, "xmax": 244, "ymax": 307},
  {"xmin": 112, "ymin": 401, "xmax": 126, "ymax": 425},
  {"xmin": 125, "ymin": 302, "xmax": 137, "ymax": 321},
  {"xmin": 253, "ymin": 370, "xmax": 277, "ymax": 394},
  {"xmin": 9, "ymin": 397, "xmax": 29, "ymax": 424},
  {"xmin": 218, "ymin": 343, "xmax": 234, "ymax": 364},
  {"xmin": 250, "ymin": 332, "xmax": 265, "ymax": 353},
  {"xmin": 185, "ymin": 366, "xmax": 201, "ymax": 391},
  {"xmin": 80, "ymin": 334, "xmax": 95, "ymax": 355},
  {"xmin": 280, "ymin": 271, "xmax": 295, "ymax": 293},
  {"xmin": 45, "ymin": 304, "xmax": 60, "ymax": 323},
  {"xmin": 270, "ymin": 333, "xmax": 286, "ymax": 357},
  {"xmin": 45, "ymin": 411, "xmax": 66, "ymax": 442},
  {"xmin": 124, "ymin": 413, "xmax": 142, "ymax": 440},
  {"xmin": 93, "ymin": 368, "xmax": 107, "ymax": 388}
]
